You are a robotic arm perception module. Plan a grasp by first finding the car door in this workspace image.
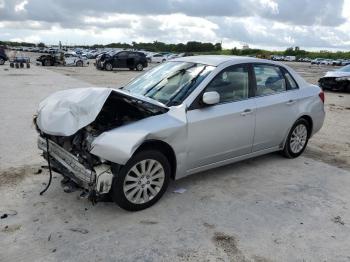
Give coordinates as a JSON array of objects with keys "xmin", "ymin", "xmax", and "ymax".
[
  {"xmin": 252, "ymin": 63, "xmax": 300, "ymax": 151},
  {"xmin": 115, "ymin": 52, "xmax": 128, "ymax": 68},
  {"xmin": 186, "ymin": 64, "xmax": 256, "ymax": 170}
]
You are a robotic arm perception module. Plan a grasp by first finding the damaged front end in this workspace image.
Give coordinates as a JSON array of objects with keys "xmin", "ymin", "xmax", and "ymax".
[{"xmin": 34, "ymin": 88, "xmax": 168, "ymax": 200}]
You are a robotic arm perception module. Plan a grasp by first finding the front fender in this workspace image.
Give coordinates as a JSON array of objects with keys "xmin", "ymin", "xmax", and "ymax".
[{"xmin": 90, "ymin": 105, "xmax": 188, "ymax": 173}]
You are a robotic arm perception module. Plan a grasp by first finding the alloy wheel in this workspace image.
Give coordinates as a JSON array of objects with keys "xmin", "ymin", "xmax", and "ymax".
[
  {"xmin": 136, "ymin": 63, "xmax": 143, "ymax": 71},
  {"xmin": 290, "ymin": 124, "xmax": 308, "ymax": 154},
  {"xmin": 123, "ymin": 159, "xmax": 165, "ymax": 204}
]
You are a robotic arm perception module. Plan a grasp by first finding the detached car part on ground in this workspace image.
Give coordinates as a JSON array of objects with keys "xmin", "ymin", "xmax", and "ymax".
[
  {"xmin": 36, "ymin": 52, "xmax": 88, "ymax": 67},
  {"xmin": 35, "ymin": 56, "xmax": 325, "ymax": 211},
  {"xmin": 319, "ymin": 65, "xmax": 350, "ymax": 92},
  {"xmin": 95, "ymin": 51, "xmax": 148, "ymax": 71}
]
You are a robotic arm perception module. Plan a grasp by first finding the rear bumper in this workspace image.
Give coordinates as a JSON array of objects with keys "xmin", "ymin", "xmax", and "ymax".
[{"xmin": 38, "ymin": 136, "xmax": 94, "ymax": 188}]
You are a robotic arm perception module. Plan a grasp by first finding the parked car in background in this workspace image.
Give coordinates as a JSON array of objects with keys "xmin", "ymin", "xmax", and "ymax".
[
  {"xmin": 37, "ymin": 52, "xmax": 88, "ymax": 66},
  {"xmin": 342, "ymin": 60, "xmax": 350, "ymax": 66},
  {"xmin": 311, "ymin": 58, "xmax": 323, "ymax": 65},
  {"xmin": 320, "ymin": 59, "xmax": 333, "ymax": 65},
  {"xmin": 332, "ymin": 59, "xmax": 343, "ymax": 66},
  {"xmin": 96, "ymin": 51, "xmax": 148, "ymax": 71},
  {"xmin": 0, "ymin": 47, "xmax": 8, "ymax": 65},
  {"xmin": 285, "ymin": 56, "xmax": 296, "ymax": 61},
  {"xmin": 150, "ymin": 53, "xmax": 170, "ymax": 63},
  {"xmin": 319, "ymin": 65, "xmax": 350, "ymax": 92},
  {"xmin": 35, "ymin": 55, "xmax": 325, "ymax": 211},
  {"xmin": 64, "ymin": 52, "xmax": 89, "ymax": 67}
]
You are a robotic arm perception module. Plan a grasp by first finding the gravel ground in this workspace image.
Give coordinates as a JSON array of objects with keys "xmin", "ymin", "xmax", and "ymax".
[{"xmin": 0, "ymin": 54, "xmax": 349, "ymax": 262}]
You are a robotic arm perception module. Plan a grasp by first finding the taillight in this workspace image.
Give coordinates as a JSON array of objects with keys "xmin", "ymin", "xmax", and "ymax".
[{"xmin": 319, "ymin": 91, "xmax": 325, "ymax": 103}]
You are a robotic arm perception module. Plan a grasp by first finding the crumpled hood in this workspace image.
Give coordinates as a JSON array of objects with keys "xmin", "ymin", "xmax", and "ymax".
[
  {"xmin": 36, "ymin": 87, "xmax": 168, "ymax": 136},
  {"xmin": 322, "ymin": 70, "xmax": 350, "ymax": 78},
  {"xmin": 36, "ymin": 87, "xmax": 112, "ymax": 136}
]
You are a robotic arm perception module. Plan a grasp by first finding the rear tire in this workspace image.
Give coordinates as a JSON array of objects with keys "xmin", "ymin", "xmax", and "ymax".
[
  {"xmin": 135, "ymin": 63, "xmax": 143, "ymax": 71},
  {"xmin": 44, "ymin": 59, "xmax": 51, "ymax": 66},
  {"xmin": 111, "ymin": 150, "xmax": 170, "ymax": 211},
  {"xmin": 282, "ymin": 118, "xmax": 310, "ymax": 158}
]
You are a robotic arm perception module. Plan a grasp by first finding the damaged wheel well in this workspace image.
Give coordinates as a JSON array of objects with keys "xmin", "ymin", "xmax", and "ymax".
[{"xmin": 135, "ymin": 140, "xmax": 177, "ymax": 180}]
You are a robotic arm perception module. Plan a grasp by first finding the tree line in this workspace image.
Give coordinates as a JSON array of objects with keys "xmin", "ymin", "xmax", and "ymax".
[
  {"xmin": 231, "ymin": 46, "xmax": 350, "ymax": 60},
  {"xmin": 0, "ymin": 40, "xmax": 222, "ymax": 52}
]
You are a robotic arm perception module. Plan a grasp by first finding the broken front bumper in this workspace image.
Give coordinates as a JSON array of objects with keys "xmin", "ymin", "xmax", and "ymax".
[
  {"xmin": 37, "ymin": 136, "xmax": 113, "ymax": 194},
  {"xmin": 38, "ymin": 136, "xmax": 94, "ymax": 188}
]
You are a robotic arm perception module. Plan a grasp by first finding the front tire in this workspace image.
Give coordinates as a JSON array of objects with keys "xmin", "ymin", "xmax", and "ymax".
[
  {"xmin": 44, "ymin": 59, "xmax": 51, "ymax": 66},
  {"xmin": 0, "ymin": 58, "xmax": 5, "ymax": 65},
  {"xmin": 111, "ymin": 150, "xmax": 170, "ymax": 211},
  {"xmin": 104, "ymin": 63, "xmax": 113, "ymax": 71},
  {"xmin": 76, "ymin": 60, "xmax": 83, "ymax": 67},
  {"xmin": 282, "ymin": 118, "xmax": 310, "ymax": 158}
]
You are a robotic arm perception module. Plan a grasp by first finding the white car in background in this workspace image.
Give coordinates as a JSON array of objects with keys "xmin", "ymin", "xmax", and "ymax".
[
  {"xmin": 150, "ymin": 53, "xmax": 170, "ymax": 63},
  {"xmin": 64, "ymin": 52, "xmax": 89, "ymax": 67},
  {"xmin": 320, "ymin": 59, "xmax": 332, "ymax": 65}
]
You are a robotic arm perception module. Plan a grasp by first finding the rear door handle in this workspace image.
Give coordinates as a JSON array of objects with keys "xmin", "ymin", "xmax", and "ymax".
[
  {"xmin": 240, "ymin": 109, "xmax": 253, "ymax": 116},
  {"xmin": 286, "ymin": 100, "xmax": 296, "ymax": 105}
]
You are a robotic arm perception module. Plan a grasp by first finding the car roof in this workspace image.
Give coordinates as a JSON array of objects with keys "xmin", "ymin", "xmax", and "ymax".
[{"xmin": 171, "ymin": 55, "xmax": 274, "ymax": 67}]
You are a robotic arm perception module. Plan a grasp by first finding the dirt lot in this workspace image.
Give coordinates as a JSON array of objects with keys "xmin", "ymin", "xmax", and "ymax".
[{"xmin": 0, "ymin": 54, "xmax": 350, "ymax": 262}]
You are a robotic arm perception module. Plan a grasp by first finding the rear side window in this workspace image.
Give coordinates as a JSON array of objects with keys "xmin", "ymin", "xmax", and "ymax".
[
  {"xmin": 254, "ymin": 65, "xmax": 286, "ymax": 96},
  {"xmin": 283, "ymin": 71, "xmax": 298, "ymax": 90}
]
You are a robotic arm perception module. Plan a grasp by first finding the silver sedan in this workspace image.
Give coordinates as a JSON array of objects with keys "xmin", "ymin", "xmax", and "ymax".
[{"xmin": 35, "ymin": 56, "xmax": 325, "ymax": 211}]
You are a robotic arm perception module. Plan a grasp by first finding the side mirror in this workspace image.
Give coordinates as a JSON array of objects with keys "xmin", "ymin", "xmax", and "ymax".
[{"xmin": 202, "ymin": 91, "xmax": 220, "ymax": 105}]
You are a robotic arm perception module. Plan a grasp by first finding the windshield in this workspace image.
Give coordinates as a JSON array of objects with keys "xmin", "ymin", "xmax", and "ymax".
[
  {"xmin": 337, "ymin": 65, "xmax": 350, "ymax": 72},
  {"xmin": 123, "ymin": 61, "xmax": 215, "ymax": 106}
]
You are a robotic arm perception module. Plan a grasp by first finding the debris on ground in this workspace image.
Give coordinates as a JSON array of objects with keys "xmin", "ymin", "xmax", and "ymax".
[
  {"xmin": 34, "ymin": 168, "xmax": 42, "ymax": 174},
  {"xmin": 173, "ymin": 188, "xmax": 186, "ymax": 194},
  {"xmin": 1, "ymin": 224, "xmax": 22, "ymax": 233},
  {"xmin": 69, "ymin": 228, "xmax": 89, "ymax": 234},
  {"xmin": 332, "ymin": 216, "xmax": 345, "ymax": 225},
  {"xmin": 139, "ymin": 220, "xmax": 158, "ymax": 225},
  {"xmin": 0, "ymin": 210, "xmax": 17, "ymax": 219}
]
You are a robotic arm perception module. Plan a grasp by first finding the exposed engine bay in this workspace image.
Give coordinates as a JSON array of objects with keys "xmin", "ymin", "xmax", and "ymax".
[{"xmin": 35, "ymin": 88, "xmax": 168, "ymax": 197}]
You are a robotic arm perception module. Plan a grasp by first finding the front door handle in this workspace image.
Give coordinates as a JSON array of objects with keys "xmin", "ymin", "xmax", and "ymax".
[
  {"xmin": 286, "ymin": 99, "xmax": 296, "ymax": 105},
  {"xmin": 240, "ymin": 109, "xmax": 253, "ymax": 116}
]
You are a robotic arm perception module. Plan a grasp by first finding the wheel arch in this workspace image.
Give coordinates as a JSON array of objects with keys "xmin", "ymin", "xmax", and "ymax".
[
  {"xmin": 298, "ymin": 115, "xmax": 313, "ymax": 137},
  {"xmin": 134, "ymin": 140, "xmax": 177, "ymax": 180},
  {"xmin": 281, "ymin": 114, "xmax": 313, "ymax": 149}
]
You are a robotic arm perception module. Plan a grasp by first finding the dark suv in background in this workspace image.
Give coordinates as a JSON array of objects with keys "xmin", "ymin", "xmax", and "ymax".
[
  {"xmin": 96, "ymin": 51, "xmax": 148, "ymax": 71},
  {"xmin": 0, "ymin": 46, "xmax": 8, "ymax": 65}
]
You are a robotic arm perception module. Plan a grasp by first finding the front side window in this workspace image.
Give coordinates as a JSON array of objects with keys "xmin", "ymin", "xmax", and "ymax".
[
  {"xmin": 123, "ymin": 61, "xmax": 215, "ymax": 106},
  {"xmin": 254, "ymin": 65, "xmax": 286, "ymax": 96},
  {"xmin": 205, "ymin": 66, "xmax": 249, "ymax": 103}
]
